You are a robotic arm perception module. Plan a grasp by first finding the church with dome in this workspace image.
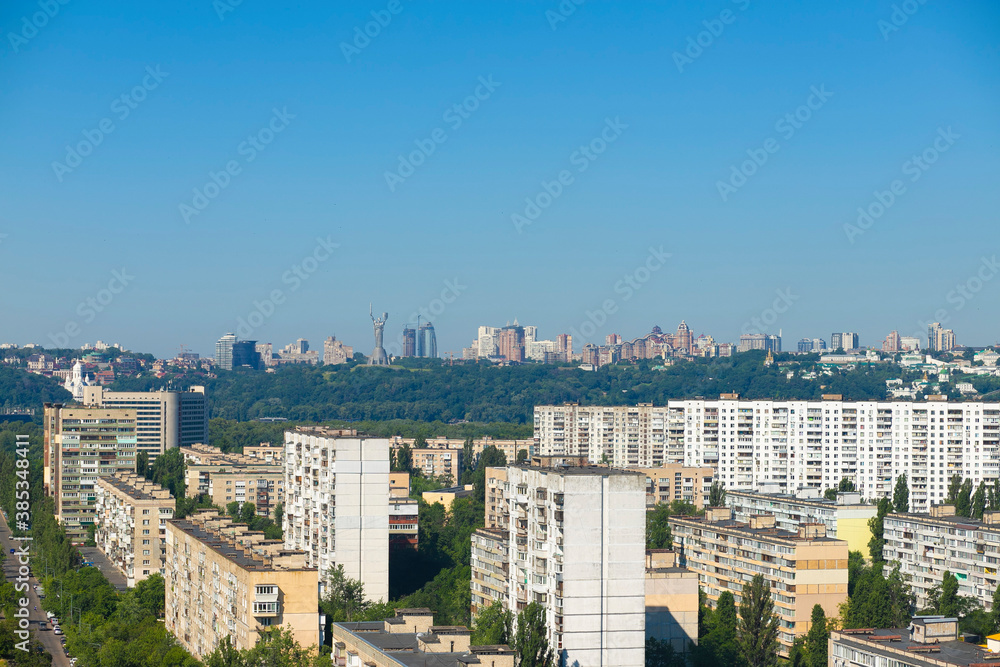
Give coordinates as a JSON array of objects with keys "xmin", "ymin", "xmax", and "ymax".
[{"xmin": 63, "ymin": 361, "xmax": 93, "ymax": 400}]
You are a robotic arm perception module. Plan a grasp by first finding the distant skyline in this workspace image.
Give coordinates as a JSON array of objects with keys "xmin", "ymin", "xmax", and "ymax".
[{"xmin": 1, "ymin": 2, "xmax": 998, "ymax": 359}]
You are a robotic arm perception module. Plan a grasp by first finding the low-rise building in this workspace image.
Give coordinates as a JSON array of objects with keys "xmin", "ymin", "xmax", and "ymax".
[
  {"xmin": 669, "ymin": 508, "xmax": 848, "ymax": 653},
  {"xmin": 330, "ymin": 608, "xmax": 515, "ymax": 667},
  {"xmin": 165, "ymin": 510, "xmax": 319, "ymax": 660},
  {"xmin": 830, "ymin": 618, "xmax": 982, "ymax": 667},
  {"xmin": 883, "ymin": 505, "xmax": 1000, "ymax": 611},
  {"xmin": 244, "ymin": 442, "xmax": 284, "ymax": 465},
  {"xmin": 422, "ymin": 485, "xmax": 474, "ymax": 509},
  {"xmin": 181, "ymin": 443, "xmax": 284, "ymax": 517},
  {"xmin": 389, "ymin": 498, "xmax": 419, "ymax": 551},
  {"xmin": 726, "ymin": 490, "xmax": 877, "ymax": 553},
  {"xmin": 94, "ymin": 472, "xmax": 174, "ymax": 586},
  {"xmin": 645, "ymin": 550, "xmax": 698, "ymax": 653}
]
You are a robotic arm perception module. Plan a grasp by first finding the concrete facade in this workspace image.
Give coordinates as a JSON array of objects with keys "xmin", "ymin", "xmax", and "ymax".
[
  {"xmin": 669, "ymin": 508, "xmax": 848, "ymax": 653},
  {"xmin": 82, "ymin": 385, "xmax": 208, "ymax": 460},
  {"xmin": 165, "ymin": 510, "xmax": 319, "ymax": 660},
  {"xmin": 644, "ymin": 550, "xmax": 698, "ymax": 653},
  {"xmin": 181, "ymin": 443, "xmax": 284, "ymax": 517},
  {"xmin": 639, "ymin": 465, "xmax": 716, "ymax": 509},
  {"xmin": 474, "ymin": 465, "xmax": 646, "ymax": 667},
  {"xmin": 883, "ymin": 505, "xmax": 1000, "ymax": 611},
  {"xmin": 535, "ymin": 399, "xmax": 1000, "ymax": 512},
  {"xmin": 43, "ymin": 403, "xmax": 138, "ymax": 543},
  {"xmin": 283, "ymin": 427, "xmax": 390, "ymax": 602},
  {"xmin": 726, "ymin": 490, "xmax": 877, "ymax": 554},
  {"xmin": 94, "ymin": 472, "xmax": 174, "ymax": 586}
]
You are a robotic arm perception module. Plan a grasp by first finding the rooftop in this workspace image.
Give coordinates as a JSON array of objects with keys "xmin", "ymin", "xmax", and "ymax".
[
  {"xmin": 512, "ymin": 464, "xmax": 643, "ymax": 477},
  {"xmin": 669, "ymin": 514, "xmax": 844, "ymax": 543},
  {"xmin": 167, "ymin": 515, "xmax": 311, "ymax": 572},
  {"xmin": 833, "ymin": 628, "xmax": 994, "ymax": 667},
  {"xmin": 98, "ymin": 473, "xmax": 172, "ymax": 501}
]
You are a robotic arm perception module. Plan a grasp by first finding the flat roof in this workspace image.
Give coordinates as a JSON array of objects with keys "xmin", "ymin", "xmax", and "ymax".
[
  {"xmin": 728, "ymin": 490, "xmax": 873, "ymax": 509},
  {"xmin": 334, "ymin": 622, "xmax": 511, "ymax": 667},
  {"xmin": 98, "ymin": 475, "xmax": 170, "ymax": 501},
  {"xmin": 512, "ymin": 464, "xmax": 643, "ymax": 477},
  {"xmin": 833, "ymin": 629, "xmax": 993, "ymax": 667},
  {"xmin": 669, "ymin": 515, "xmax": 844, "ymax": 543},
  {"xmin": 167, "ymin": 519, "xmax": 312, "ymax": 572}
]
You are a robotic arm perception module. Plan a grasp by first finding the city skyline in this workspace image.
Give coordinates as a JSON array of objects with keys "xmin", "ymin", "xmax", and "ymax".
[{"xmin": 1, "ymin": 2, "xmax": 998, "ymax": 358}]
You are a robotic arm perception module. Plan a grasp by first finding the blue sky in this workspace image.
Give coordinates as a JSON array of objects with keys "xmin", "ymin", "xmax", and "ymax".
[{"xmin": 1, "ymin": 0, "xmax": 998, "ymax": 358}]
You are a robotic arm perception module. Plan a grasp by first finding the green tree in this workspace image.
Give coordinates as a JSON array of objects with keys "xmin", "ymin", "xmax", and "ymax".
[
  {"xmin": 947, "ymin": 474, "xmax": 963, "ymax": 502},
  {"xmin": 805, "ymin": 605, "xmax": 828, "ymax": 667},
  {"xmin": 226, "ymin": 501, "xmax": 241, "ymax": 519},
  {"xmin": 322, "ymin": 565, "xmax": 370, "ymax": 623},
  {"xmin": 274, "ymin": 502, "xmax": 284, "ymax": 522},
  {"xmin": 868, "ymin": 497, "xmax": 892, "ymax": 563},
  {"xmin": 973, "ymin": 482, "xmax": 988, "ymax": 520},
  {"xmin": 957, "ymin": 479, "xmax": 974, "ymax": 517},
  {"xmin": 472, "ymin": 445, "xmax": 507, "ymax": 502},
  {"xmin": 709, "ymin": 481, "xmax": 726, "ymax": 508},
  {"xmin": 646, "ymin": 504, "xmax": 674, "ymax": 550},
  {"xmin": 893, "ymin": 474, "xmax": 909, "ymax": 513},
  {"xmin": 239, "ymin": 501, "xmax": 257, "ymax": 524},
  {"xmin": 460, "ymin": 437, "xmax": 474, "ymax": 485},
  {"xmin": 646, "ymin": 637, "xmax": 685, "ymax": 667},
  {"xmin": 939, "ymin": 571, "xmax": 960, "ymax": 617},
  {"xmin": 694, "ymin": 591, "xmax": 741, "ymax": 667},
  {"xmin": 513, "ymin": 602, "xmax": 554, "ymax": 667},
  {"xmin": 516, "ymin": 448, "xmax": 528, "ymax": 464},
  {"xmin": 136, "ymin": 450, "xmax": 149, "ymax": 476},
  {"xmin": 991, "ymin": 583, "xmax": 1000, "ymax": 632},
  {"xmin": 824, "ymin": 488, "xmax": 838, "ymax": 501},
  {"xmin": 838, "ymin": 478, "xmax": 856, "ymax": 492},
  {"xmin": 471, "ymin": 600, "xmax": 512, "ymax": 646},
  {"xmin": 737, "ymin": 574, "xmax": 779, "ymax": 667},
  {"xmin": 394, "ymin": 443, "xmax": 413, "ymax": 473}
]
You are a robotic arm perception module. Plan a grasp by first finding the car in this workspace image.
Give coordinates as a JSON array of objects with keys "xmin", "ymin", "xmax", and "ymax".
[
  {"xmin": 8, "ymin": 548, "xmax": 12, "ymax": 554},
  {"xmin": 53, "ymin": 627, "xmax": 62, "ymax": 635},
  {"xmin": 37, "ymin": 621, "xmax": 47, "ymax": 631}
]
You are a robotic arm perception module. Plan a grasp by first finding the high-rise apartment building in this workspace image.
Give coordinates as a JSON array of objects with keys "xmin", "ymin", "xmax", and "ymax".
[
  {"xmin": 283, "ymin": 427, "xmax": 390, "ymax": 601},
  {"xmin": 471, "ymin": 465, "xmax": 646, "ymax": 667},
  {"xmin": 401, "ymin": 327, "xmax": 416, "ymax": 357},
  {"xmin": 738, "ymin": 333, "xmax": 781, "ymax": 352},
  {"xmin": 323, "ymin": 336, "xmax": 353, "ymax": 365},
  {"xmin": 476, "ymin": 326, "xmax": 500, "ymax": 358},
  {"xmin": 830, "ymin": 332, "xmax": 860, "ymax": 351},
  {"xmin": 215, "ymin": 333, "xmax": 236, "ymax": 370},
  {"xmin": 882, "ymin": 505, "xmax": 1000, "ymax": 611},
  {"xmin": 165, "ymin": 510, "xmax": 319, "ymax": 660},
  {"xmin": 94, "ymin": 472, "xmax": 174, "ymax": 586},
  {"xmin": 82, "ymin": 385, "xmax": 208, "ymax": 460},
  {"xmin": 927, "ymin": 322, "xmax": 958, "ymax": 352},
  {"xmin": 231, "ymin": 340, "xmax": 263, "ymax": 369},
  {"xmin": 556, "ymin": 333, "xmax": 572, "ymax": 359},
  {"xmin": 670, "ymin": 508, "xmax": 848, "ymax": 654},
  {"xmin": 534, "ymin": 399, "xmax": 1000, "ymax": 512},
  {"xmin": 882, "ymin": 330, "xmax": 901, "ymax": 353},
  {"xmin": 43, "ymin": 403, "xmax": 138, "ymax": 543},
  {"xmin": 639, "ymin": 465, "xmax": 715, "ymax": 509},
  {"xmin": 901, "ymin": 335, "xmax": 921, "ymax": 351},
  {"xmin": 496, "ymin": 324, "xmax": 525, "ymax": 362}
]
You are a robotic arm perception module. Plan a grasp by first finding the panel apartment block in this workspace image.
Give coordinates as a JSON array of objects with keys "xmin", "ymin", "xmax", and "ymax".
[
  {"xmin": 474, "ymin": 465, "xmax": 646, "ymax": 667},
  {"xmin": 95, "ymin": 472, "xmax": 174, "ymax": 586},
  {"xmin": 883, "ymin": 505, "xmax": 1000, "ymax": 611},
  {"xmin": 669, "ymin": 508, "xmax": 848, "ymax": 653},
  {"xmin": 726, "ymin": 490, "xmax": 877, "ymax": 553},
  {"xmin": 43, "ymin": 403, "xmax": 138, "ymax": 543},
  {"xmin": 535, "ymin": 399, "xmax": 1000, "ymax": 512},
  {"xmin": 182, "ymin": 443, "xmax": 284, "ymax": 517},
  {"xmin": 283, "ymin": 428, "xmax": 390, "ymax": 602},
  {"xmin": 83, "ymin": 385, "xmax": 209, "ymax": 459},
  {"xmin": 165, "ymin": 510, "xmax": 318, "ymax": 660}
]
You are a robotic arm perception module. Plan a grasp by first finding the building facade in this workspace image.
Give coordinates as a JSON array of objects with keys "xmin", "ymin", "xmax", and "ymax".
[
  {"xmin": 94, "ymin": 472, "xmax": 174, "ymax": 586},
  {"xmin": 669, "ymin": 508, "xmax": 848, "ymax": 653},
  {"xmin": 283, "ymin": 428, "xmax": 390, "ymax": 602},
  {"xmin": 323, "ymin": 336, "xmax": 353, "ymax": 365},
  {"xmin": 472, "ymin": 465, "xmax": 646, "ymax": 667},
  {"xmin": 535, "ymin": 398, "xmax": 1000, "ymax": 512},
  {"xmin": 181, "ymin": 444, "xmax": 284, "ymax": 516},
  {"xmin": 82, "ymin": 385, "xmax": 208, "ymax": 459},
  {"xmin": 43, "ymin": 403, "xmax": 138, "ymax": 543},
  {"xmin": 165, "ymin": 510, "xmax": 319, "ymax": 660},
  {"xmin": 639, "ymin": 465, "xmax": 715, "ymax": 509},
  {"xmin": 216, "ymin": 333, "xmax": 236, "ymax": 370},
  {"xmin": 389, "ymin": 498, "xmax": 419, "ymax": 550},
  {"xmin": 726, "ymin": 490, "xmax": 877, "ymax": 554}
]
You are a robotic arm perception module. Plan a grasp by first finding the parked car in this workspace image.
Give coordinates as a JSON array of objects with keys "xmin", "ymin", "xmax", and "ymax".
[
  {"xmin": 37, "ymin": 621, "xmax": 47, "ymax": 631},
  {"xmin": 53, "ymin": 627, "xmax": 62, "ymax": 635}
]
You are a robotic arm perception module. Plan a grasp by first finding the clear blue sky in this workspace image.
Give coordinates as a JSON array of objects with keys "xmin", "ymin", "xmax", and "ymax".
[{"xmin": 1, "ymin": 0, "xmax": 997, "ymax": 358}]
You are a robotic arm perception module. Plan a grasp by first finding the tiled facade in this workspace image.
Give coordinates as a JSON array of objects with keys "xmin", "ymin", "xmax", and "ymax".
[{"xmin": 94, "ymin": 472, "xmax": 174, "ymax": 586}]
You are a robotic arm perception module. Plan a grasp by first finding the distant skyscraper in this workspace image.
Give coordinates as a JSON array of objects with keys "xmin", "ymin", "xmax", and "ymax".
[
  {"xmin": 882, "ymin": 330, "xmax": 901, "ymax": 353},
  {"xmin": 323, "ymin": 336, "xmax": 353, "ymax": 365},
  {"xmin": 738, "ymin": 334, "xmax": 781, "ymax": 353},
  {"xmin": 497, "ymin": 323, "xmax": 525, "ymax": 362},
  {"xmin": 797, "ymin": 338, "xmax": 813, "ymax": 353},
  {"xmin": 402, "ymin": 327, "xmax": 416, "ymax": 357},
  {"xmin": 676, "ymin": 320, "xmax": 693, "ymax": 353},
  {"xmin": 523, "ymin": 326, "xmax": 538, "ymax": 345},
  {"xmin": 417, "ymin": 322, "xmax": 437, "ymax": 358},
  {"xmin": 215, "ymin": 333, "xmax": 236, "ymax": 370},
  {"xmin": 927, "ymin": 322, "xmax": 957, "ymax": 351},
  {"xmin": 557, "ymin": 333, "xmax": 572, "ymax": 359},
  {"xmin": 231, "ymin": 341, "xmax": 262, "ymax": 369},
  {"xmin": 831, "ymin": 332, "xmax": 859, "ymax": 351}
]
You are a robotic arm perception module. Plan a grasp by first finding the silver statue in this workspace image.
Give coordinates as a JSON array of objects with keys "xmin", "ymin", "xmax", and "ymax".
[{"xmin": 369, "ymin": 304, "xmax": 390, "ymax": 365}]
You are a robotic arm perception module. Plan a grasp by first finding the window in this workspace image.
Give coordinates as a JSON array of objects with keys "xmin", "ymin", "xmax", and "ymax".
[{"xmin": 256, "ymin": 585, "xmax": 277, "ymax": 596}]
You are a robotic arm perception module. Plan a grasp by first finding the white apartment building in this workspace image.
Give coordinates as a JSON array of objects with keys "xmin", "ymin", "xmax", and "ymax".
[
  {"xmin": 477, "ymin": 465, "xmax": 646, "ymax": 667},
  {"xmin": 283, "ymin": 427, "xmax": 390, "ymax": 602},
  {"xmin": 82, "ymin": 385, "xmax": 209, "ymax": 459},
  {"xmin": 535, "ymin": 398, "xmax": 1000, "ymax": 512},
  {"xmin": 883, "ymin": 505, "xmax": 1000, "ymax": 611}
]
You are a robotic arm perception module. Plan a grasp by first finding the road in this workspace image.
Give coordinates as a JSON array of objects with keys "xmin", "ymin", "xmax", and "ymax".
[
  {"xmin": 78, "ymin": 546, "xmax": 128, "ymax": 592},
  {"xmin": 0, "ymin": 512, "xmax": 70, "ymax": 667}
]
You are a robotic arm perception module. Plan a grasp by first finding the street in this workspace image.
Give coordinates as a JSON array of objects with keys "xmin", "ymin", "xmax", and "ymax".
[
  {"xmin": 0, "ymin": 512, "xmax": 70, "ymax": 667},
  {"xmin": 77, "ymin": 546, "xmax": 128, "ymax": 592}
]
